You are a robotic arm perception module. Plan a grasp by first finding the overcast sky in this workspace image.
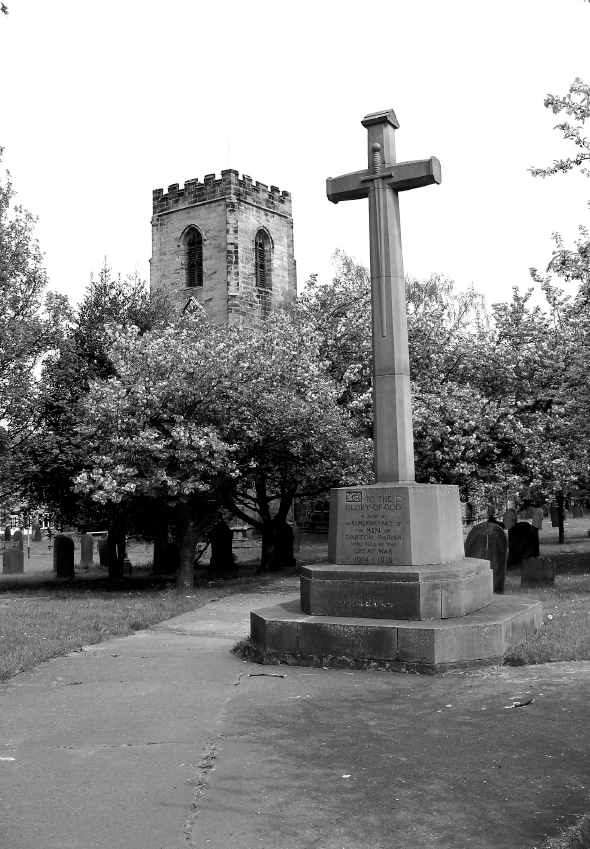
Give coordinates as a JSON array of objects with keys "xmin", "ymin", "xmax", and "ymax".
[{"xmin": 2, "ymin": 0, "xmax": 590, "ymax": 308}]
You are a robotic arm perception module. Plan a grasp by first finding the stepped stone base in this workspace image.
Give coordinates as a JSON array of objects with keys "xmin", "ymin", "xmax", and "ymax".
[
  {"xmin": 301, "ymin": 558, "xmax": 493, "ymax": 621},
  {"xmin": 248, "ymin": 596, "xmax": 542, "ymax": 674}
]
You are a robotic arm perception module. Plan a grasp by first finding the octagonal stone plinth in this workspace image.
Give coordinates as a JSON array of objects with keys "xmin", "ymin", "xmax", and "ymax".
[
  {"xmin": 248, "ymin": 596, "xmax": 543, "ymax": 673},
  {"xmin": 301, "ymin": 558, "xmax": 493, "ymax": 621}
]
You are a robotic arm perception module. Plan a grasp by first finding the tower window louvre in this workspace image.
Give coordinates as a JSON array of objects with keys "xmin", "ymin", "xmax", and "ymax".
[{"xmin": 186, "ymin": 228, "xmax": 203, "ymax": 287}]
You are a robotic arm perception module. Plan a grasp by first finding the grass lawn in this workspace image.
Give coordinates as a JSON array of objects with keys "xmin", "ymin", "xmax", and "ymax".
[{"xmin": 0, "ymin": 570, "xmax": 296, "ymax": 682}]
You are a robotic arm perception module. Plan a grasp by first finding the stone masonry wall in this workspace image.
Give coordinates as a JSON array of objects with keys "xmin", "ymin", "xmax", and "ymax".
[{"xmin": 150, "ymin": 169, "xmax": 296, "ymax": 324}]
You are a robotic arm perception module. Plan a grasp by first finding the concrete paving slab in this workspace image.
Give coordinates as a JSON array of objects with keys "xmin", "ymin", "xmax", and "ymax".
[{"xmin": 0, "ymin": 586, "xmax": 589, "ymax": 849}]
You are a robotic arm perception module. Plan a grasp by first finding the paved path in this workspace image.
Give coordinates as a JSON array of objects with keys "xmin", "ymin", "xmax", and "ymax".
[{"xmin": 1, "ymin": 587, "xmax": 589, "ymax": 849}]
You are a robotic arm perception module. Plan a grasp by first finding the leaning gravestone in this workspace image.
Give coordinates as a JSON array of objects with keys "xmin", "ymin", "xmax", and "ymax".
[
  {"xmin": 465, "ymin": 521, "xmax": 507, "ymax": 593},
  {"xmin": 12, "ymin": 530, "xmax": 23, "ymax": 552},
  {"xmin": 80, "ymin": 533, "xmax": 94, "ymax": 569},
  {"xmin": 4, "ymin": 526, "xmax": 11, "ymax": 541},
  {"xmin": 508, "ymin": 522, "xmax": 540, "ymax": 569},
  {"xmin": 502, "ymin": 508, "xmax": 517, "ymax": 530},
  {"xmin": 521, "ymin": 556, "xmax": 555, "ymax": 587},
  {"xmin": 53, "ymin": 534, "xmax": 75, "ymax": 579},
  {"xmin": 32, "ymin": 523, "xmax": 42, "ymax": 542},
  {"xmin": 3, "ymin": 548, "xmax": 24, "ymax": 574}
]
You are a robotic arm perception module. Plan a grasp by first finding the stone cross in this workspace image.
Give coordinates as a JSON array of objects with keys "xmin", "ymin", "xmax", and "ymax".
[{"xmin": 327, "ymin": 109, "xmax": 441, "ymax": 482}]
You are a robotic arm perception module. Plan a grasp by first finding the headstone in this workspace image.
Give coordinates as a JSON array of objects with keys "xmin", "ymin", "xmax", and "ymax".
[
  {"xmin": 550, "ymin": 505, "xmax": 560, "ymax": 527},
  {"xmin": 502, "ymin": 508, "xmax": 517, "ymax": 530},
  {"xmin": 80, "ymin": 533, "xmax": 94, "ymax": 569},
  {"xmin": 4, "ymin": 526, "xmax": 11, "ymax": 541},
  {"xmin": 53, "ymin": 534, "xmax": 75, "ymax": 579},
  {"xmin": 542, "ymin": 504, "xmax": 549, "ymax": 518},
  {"xmin": 531, "ymin": 508, "xmax": 543, "ymax": 530},
  {"xmin": 573, "ymin": 504, "xmax": 584, "ymax": 519},
  {"xmin": 12, "ymin": 530, "xmax": 23, "ymax": 551},
  {"xmin": 123, "ymin": 556, "xmax": 133, "ymax": 575},
  {"xmin": 153, "ymin": 539, "xmax": 180, "ymax": 575},
  {"xmin": 32, "ymin": 523, "xmax": 42, "ymax": 542},
  {"xmin": 521, "ymin": 556, "xmax": 555, "ymax": 587},
  {"xmin": 507, "ymin": 522, "xmax": 540, "ymax": 569},
  {"xmin": 97, "ymin": 538, "xmax": 108, "ymax": 567},
  {"xmin": 523, "ymin": 505, "xmax": 534, "ymax": 520},
  {"xmin": 464, "ymin": 521, "xmax": 507, "ymax": 593},
  {"xmin": 208, "ymin": 520, "xmax": 236, "ymax": 577},
  {"xmin": 291, "ymin": 521, "xmax": 301, "ymax": 554},
  {"xmin": 3, "ymin": 548, "xmax": 24, "ymax": 574}
]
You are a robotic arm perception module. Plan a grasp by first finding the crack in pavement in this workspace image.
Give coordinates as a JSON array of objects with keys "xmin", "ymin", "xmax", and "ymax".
[{"xmin": 183, "ymin": 739, "xmax": 220, "ymax": 845}]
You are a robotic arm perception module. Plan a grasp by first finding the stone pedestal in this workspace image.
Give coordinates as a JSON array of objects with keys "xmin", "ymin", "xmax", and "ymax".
[{"xmin": 249, "ymin": 483, "xmax": 542, "ymax": 673}]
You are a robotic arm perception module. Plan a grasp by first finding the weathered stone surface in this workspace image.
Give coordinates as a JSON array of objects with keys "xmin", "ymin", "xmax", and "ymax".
[
  {"xmin": 502, "ymin": 509, "xmax": 517, "ymax": 530},
  {"xmin": 249, "ymin": 596, "xmax": 542, "ymax": 672},
  {"xmin": 53, "ymin": 534, "xmax": 75, "ymax": 579},
  {"xmin": 328, "ymin": 482, "xmax": 464, "ymax": 567},
  {"xmin": 32, "ymin": 523, "xmax": 42, "ymax": 542},
  {"xmin": 300, "ymin": 559, "xmax": 492, "ymax": 620},
  {"xmin": 521, "ymin": 556, "xmax": 555, "ymax": 587},
  {"xmin": 12, "ymin": 530, "xmax": 23, "ymax": 551},
  {"xmin": 80, "ymin": 533, "xmax": 94, "ymax": 568},
  {"xmin": 3, "ymin": 548, "xmax": 24, "ymax": 574},
  {"xmin": 508, "ymin": 522, "xmax": 539, "ymax": 568},
  {"xmin": 464, "ymin": 521, "xmax": 507, "ymax": 592},
  {"xmin": 97, "ymin": 538, "xmax": 108, "ymax": 567},
  {"xmin": 3, "ymin": 526, "xmax": 10, "ymax": 541}
]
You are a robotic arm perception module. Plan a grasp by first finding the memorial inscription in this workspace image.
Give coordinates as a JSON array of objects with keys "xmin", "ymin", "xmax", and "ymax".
[{"xmin": 344, "ymin": 493, "xmax": 403, "ymax": 564}]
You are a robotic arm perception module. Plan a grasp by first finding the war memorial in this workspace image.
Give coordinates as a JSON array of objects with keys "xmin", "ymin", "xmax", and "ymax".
[{"xmin": 248, "ymin": 109, "xmax": 542, "ymax": 672}]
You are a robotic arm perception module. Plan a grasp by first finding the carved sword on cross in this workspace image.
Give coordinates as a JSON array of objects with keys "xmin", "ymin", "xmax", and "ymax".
[{"xmin": 327, "ymin": 109, "xmax": 441, "ymax": 484}]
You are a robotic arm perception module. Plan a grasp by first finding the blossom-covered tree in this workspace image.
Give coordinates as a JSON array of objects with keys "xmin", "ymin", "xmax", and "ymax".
[
  {"xmin": 75, "ymin": 308, "xmax": 371, "ymax": 586},
  {"xmin": 0, "ymin": 148, "xmax": 69, "ymax": 512}
]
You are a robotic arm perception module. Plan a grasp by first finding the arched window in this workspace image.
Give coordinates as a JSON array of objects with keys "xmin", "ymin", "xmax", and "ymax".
[
  {"xmin": 254, "ymin": 229, "xmax": 271, "ymax": 290},
  {"xmin": 185, "ymin": 227, "xmax": 203, "ymax": 287}
]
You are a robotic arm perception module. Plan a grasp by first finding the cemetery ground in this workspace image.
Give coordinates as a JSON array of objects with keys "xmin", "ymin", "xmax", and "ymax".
[
  {"xmin": 1, "ymin": 520, "xmax": 590, "ymax": 683},
  {"xmin": 1, "ymin": 525, "xmax": 590, "ymax": 847}
]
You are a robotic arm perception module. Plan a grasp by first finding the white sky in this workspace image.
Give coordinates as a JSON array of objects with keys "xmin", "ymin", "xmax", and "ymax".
[{"xmin": 2, "ymin": 0, "xmax": 590, "ymax": 308}]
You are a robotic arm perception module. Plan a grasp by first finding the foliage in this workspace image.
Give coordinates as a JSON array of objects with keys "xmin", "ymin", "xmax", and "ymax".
[
  {"xmin": 74, "ymin": 308, "xmax": 371, "ymax": 584},
  {"xmin": 0, "ymin": 148, "xmax": 69, "ymax": 512}
]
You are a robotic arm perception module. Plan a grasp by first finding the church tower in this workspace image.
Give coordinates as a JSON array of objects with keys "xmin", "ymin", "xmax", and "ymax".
[{"xmin": 150, "ymin": 169, "xmax": 296, "ymax": 324}]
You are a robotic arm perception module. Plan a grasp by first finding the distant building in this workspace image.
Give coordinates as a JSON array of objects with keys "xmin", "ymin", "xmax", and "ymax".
[{"xmin": 150, "ymin": 169, "xmax": 296, "ymax": 325}]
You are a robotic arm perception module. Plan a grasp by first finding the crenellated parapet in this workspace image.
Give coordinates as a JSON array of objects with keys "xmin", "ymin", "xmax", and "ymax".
[{"xmin": 152, "ymin": 169, "xmax": 292, "ymax": 216}]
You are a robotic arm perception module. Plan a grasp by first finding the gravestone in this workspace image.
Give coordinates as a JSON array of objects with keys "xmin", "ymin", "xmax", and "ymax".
[
  {"xmin": 248, "ymin": 109, "xmax": 542, "ymax": 671},
  {"xmin": 32, "ymin": 523, "xmax": 42, "ymax": 542},
  {"xmin": 12, "ymin": 530, "xmax": 23, "ymax": 552},
  {"xmin": 291, "ymin": 521, "xmax": 301, "ymax": 554},
  {"xmin": 531, "ymin": 508, "xmax": 544, "ymax": 530},
  {"xmin": 4, "ymin": 526, "xmax": 11, "ymax": 541},
  {"xmin": 208, "ymin": 520, "xmax": 236, "ymax": 578},
  {"xmin": 53, "ymin": 534, "xmax": 75, "ymax": 579},
  {"xmin": 551, "ymin": 505, "xmax": 560, "ymax": 527},
  {"xmin": 123, "ymin": 556, "xmax": 133, "ymax": 575},
  {"xmin": 464, "ymin": 521, "xmax": 507, "ymax": 593},
  {"xmin": 502, "ymin": 508, "xmax": 517, "ymax": 530},
  {"xmin": 573, "ymin": 504, "xmax": 584, "ymax": 519},
  {"xmin": 80, "ymin": 533, "xmax": 94, "ymax": 569},
  {"xmin": 508, "ymin": 522, "xmax": 540, "ymax": 568},
  {"xmin": 3, "ymin": 548, "xmax": 24, "ymax": 574},
  {"xmin": 97, "ymin": 538, "xmax": 108, "ymax": 567},
  {"xmin": 521, "ymin": 556, "xmax": 555, "ymax": 587},
  {"xmin": 153, "ymin": 540, "xmax": 180, "ymax": 576}
]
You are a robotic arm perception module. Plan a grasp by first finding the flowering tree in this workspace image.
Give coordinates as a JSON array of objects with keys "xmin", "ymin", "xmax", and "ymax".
[
  {"xmin": 75, "ymin": 308, "xmax": 371, "ymax": 586},
  {"xmin": 0, "ymin": 148, "xmax": 69, "ymax": 513}
]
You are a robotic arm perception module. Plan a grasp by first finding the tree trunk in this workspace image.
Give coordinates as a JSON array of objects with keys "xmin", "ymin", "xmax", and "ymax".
[
  {"xmin": 557, "ymin": 492, "xmax": 565, "ymax": 545},
  {"xmin": 176, "ymin": 503, "xmax": 218, "ymax": 589}
]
